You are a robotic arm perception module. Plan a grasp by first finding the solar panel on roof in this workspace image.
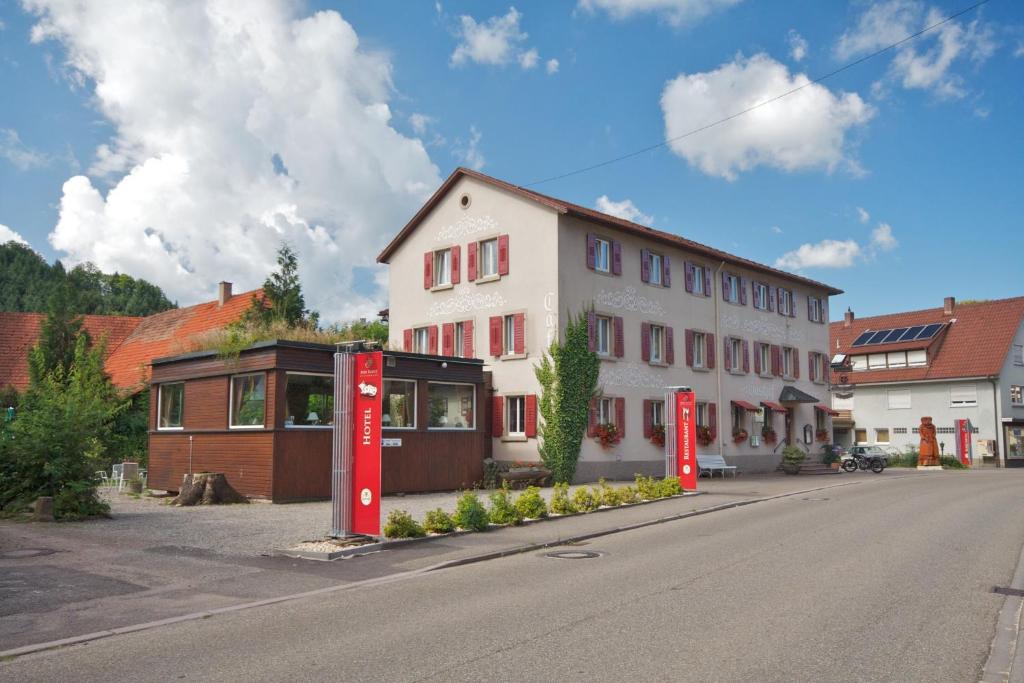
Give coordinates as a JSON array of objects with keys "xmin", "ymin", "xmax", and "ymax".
[
  {"xmin": 883, "ymin": 328, "xmax": 909, "ymax": 343},
  {"xmin": 899, "ymin": 326, "xmax": 925, "ymax": 341},
  {"xmin": 915, "ymin": 323, "xmax": 943, "ymax": 340},
  {"xmin": 867, "ymin": 330, "xmax": 890, "ymax": 345},
  {"xmin": 852, "ymin": 331, "xmax": 875, "ymax": 346}
]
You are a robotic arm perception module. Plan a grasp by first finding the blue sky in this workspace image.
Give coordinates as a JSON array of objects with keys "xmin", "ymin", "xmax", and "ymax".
[{"xmin": 0, "ymin": 0, "xmax": 1022, "ymax": 322}]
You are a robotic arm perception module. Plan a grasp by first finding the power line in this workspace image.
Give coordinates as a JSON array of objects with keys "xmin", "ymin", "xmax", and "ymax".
[{"xmin": 524, "ymin": 0, "xmax": 991, "ymax": 188}]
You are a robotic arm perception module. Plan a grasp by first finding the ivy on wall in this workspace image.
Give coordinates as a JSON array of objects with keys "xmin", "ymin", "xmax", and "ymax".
[{"xmin": 534, "ymin": 309, "xmax": 600, "ymax": 484}]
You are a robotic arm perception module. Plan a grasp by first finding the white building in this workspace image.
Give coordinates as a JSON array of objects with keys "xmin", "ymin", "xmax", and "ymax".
[
  {"xmin": 378, "ymin": 168, "xmax": 842, "ymax": 480},
  {"xmin": 830, "ymin": 296, "xmax": 1024, "ymax": 466}
]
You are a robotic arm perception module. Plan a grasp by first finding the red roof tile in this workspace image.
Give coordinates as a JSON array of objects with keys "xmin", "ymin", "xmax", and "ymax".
[
  {"xmin": 830, "ymin": 297, "xmax": 1024, "ymax": 385},
  {"xmin": 378, "ymin": 167, "xmax": 843, "ymax": 295}
]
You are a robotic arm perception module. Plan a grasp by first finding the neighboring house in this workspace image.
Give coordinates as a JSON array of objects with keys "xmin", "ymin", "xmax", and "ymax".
[
  {"xmin": 829, "ymin": 296, "xmax": 1024, "ymax": 467},
  {"xmin": 378, "ymin": 167, "xmax": 841, "ymax": 479},
  {"xmin": 0, "ymin": 282, "xmax": 259, "ymax": 395}
]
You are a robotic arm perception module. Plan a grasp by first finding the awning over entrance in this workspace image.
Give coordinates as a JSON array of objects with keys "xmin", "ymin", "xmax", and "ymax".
[
  {"xmin": 731, "ymin": 400, "xmax": 759, "ymax": 411},
  {"xmin": 815, "ymin": 404, "xmax": 840, "ymax": 416},
  {"xmin": 761, "ymin": 401, "xmax": 787, "ymax": 413},
  {"xmin": 778, "ymin": 386, "xmax": 820, "ymax": 403}
]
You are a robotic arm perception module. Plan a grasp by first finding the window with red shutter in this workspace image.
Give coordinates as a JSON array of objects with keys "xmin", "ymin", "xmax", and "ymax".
[
  {"xmin": 489, "ymin": 316, "xmax": 502, "ymax": 357},
  {"xmin": 403, "ymin": 328, "xmax": 412, "ymax": 352},
  {"xmin": 685, "ymin": 329, "xmax": 695, "ymax": 367},
  {"xmin": 666, "ymin": 327, "xmax": 675, "ymax": 365},
  {"xmin": 428, "ymin": 325, "xmax": 438, "ymax": 355},
  {"xmin": 612, "ymin": 241, "xmax": 622, "ymax": 275},
  {"xmin": 492, "ymin": 396, "xmax": 504, "ymax": 437},
  {"xmin": 615, "ymin": 397, "xmax": 625, "ymax": 437},
  {"xmin": 461, "ymin": 319, "xmax": 474, "ymax": 358},
  {"xmin": 442, "ymin": 323, "xmax": 454, "ymax": 356},
  {"xmin": 467, "ymin": 242, "xmax": 477, "ymax": 281},
  {"xmin": 497, "ymin": 234, "xmax": 509, "ymax": 276},
  {"xmin": 423, "ymin": 252, "xmax": 432, "ymax": 289},
  {"xmin": 771, "ymin": 345, "xmax": 781, "ymax": 376},
  {"xmin": 754, "ymin": 342, "xmax": 761, "ymax": 374},
  {"xmin": 587, "ymin": 398, "xmax": 597, "ymax": 437},
  {"xmin": 586, "ymin": 311, "xmax": 596, "ymax": 352},
  {"xmin": 586, "ymin": 233, "xmax": 596, "ymax": 270},
  {"xmin": 525, "ymin": 394, "xmax": 537, "ymax": 437},
  {"xmin": 742, "ymin": 340, "xmax": 750, "ymax": 373},
  {"xmin": 684, "ymin": 262, "xmax": 694, "ymax": 293},
  {"xmin": 708, "ymin": 402, "xmax": 718, "ymax": 439},
  {"xmin": 662, "ymin": 256, "xmax": 671, "ymax": 287},
  {"xmin": 641, "ymin": 322, "xmax": 651, "ymax": 361},
  {"xmin": 793, "ymin": 348, "xmax": 800, "ymax": 379},
  {"xmin": 723, "ymin": 336, "xmax": 732, "ymax": 371},
  {"xmin": 706, "ymin": 333, "xmax": 716, "ymax": 369},
  {"xmin": 513, "ymin": 313, "xmax": 525, "ymax": 355},
  {"xmin": 451, "ymin": 245, "xmax": 461, "ymax": 284},
  {"xmin": 768, "ymin": 286, "xmax": 776, "ymax": 312},
  {"xmin": 640, "ymin": 249, "xmax": 650, "ymax": 283},
  {"xmin": 643, "ymin": 399, "xmax": 653, "ymax": 438},
  {"xmin": 613, "ymin": 316, "xmax": 624, "ymax": 358},
  {"xmin": 739, "ymin": 277, "xmax": 748, "ymax": 306}
]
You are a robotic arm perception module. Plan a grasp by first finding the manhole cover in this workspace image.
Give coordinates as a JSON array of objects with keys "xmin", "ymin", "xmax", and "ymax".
[
  {"xmin": 544, "ymin": 550, "xmax": 602, "ymax": 560},
  {"xmin": 993, "ymin": 586, "xmax": 1024, "ymax": 597},
  {"xmin": 1, "ymin": 548, "xmax": 56, "ymax": 559}
]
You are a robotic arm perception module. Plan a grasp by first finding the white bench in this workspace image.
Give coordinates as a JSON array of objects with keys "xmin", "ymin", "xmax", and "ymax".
[{"xmin": 697, "ymin": 454, "xmax": 737, "ymax": 478}]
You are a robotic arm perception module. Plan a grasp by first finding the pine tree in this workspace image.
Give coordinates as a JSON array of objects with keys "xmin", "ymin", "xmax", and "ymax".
[
  {"xmin": 245, "ymin": 242, "xmax": 318, "ymax": 328},
  {"xmin": 29, "ymin": 274, "xmax": 88, "ymax": 387}
]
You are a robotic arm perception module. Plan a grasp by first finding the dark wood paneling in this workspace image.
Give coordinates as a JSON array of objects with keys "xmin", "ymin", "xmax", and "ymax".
[
  {"xmin": 276, "ymin": 347, "xmax": 335, "ymax": 374},
  {"xmin": 273, "ymin": 430, "xmax": 332, "ymax": 501},
  {"xmin": 149, "ymin": 432, "xmax": 274, "ymax": 498},
  {"xmin": 185, "ymin": 376, "xmax": 229, "ymax": 430},
  {"xmin": 386, "ymin": 355, "xmax": 481, "ymax": 382},
  {"xmin": 382, "ymin": 430, "xmax": 486, "ymax": 493},
  {"xmin": 151, "ymin": 349, "xmax": 277, "ymax": 383}
]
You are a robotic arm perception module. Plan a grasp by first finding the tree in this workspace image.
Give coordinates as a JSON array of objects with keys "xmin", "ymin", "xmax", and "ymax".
[
  {"xmin": 534, "ymin": 309, "xmax": 601, "ymax": 484},
  {"xmin": 244, "ymin": 242, "xmax": 318, "ymax": 328},
  {"xmin": 28, "ymin": 275, "xmax": 88, "ymax": 387}
]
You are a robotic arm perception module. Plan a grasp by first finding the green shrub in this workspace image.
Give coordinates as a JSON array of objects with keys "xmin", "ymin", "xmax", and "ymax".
[
  {"xmin": 53, "ymin": 481, "xmax": 110, "ymax": 521},
  {"xmin": 423, "ymin": 508, "xmax": 456, "ymax": 534},
  {"xmin": 514, "ymin": 486, "xmax": 548, "ymax": 519},
  {"xmin": 782, "ymin": 446, "xmax": 807, "ymax": 465},
  {"xmin": 482, "ymin": 458, "xmax": 500, "ymax": 489},
  {"xmin": 617, "ymin": 485, "xmax": 641, "ymax": 504},
  {"xmin": 488, "ymin": 485, "xmax": 523, "ymax": 526},
  {"xmin": 940, "ymin": 456, "xmax": 967, "ymax": 469},
  {"xmin": 549, "ymin": 482, "xmax": 576, "ymax": 515},
  {"xmin": 598, "ymin": 479, "xmax": 622, "ymax": 507},
  {"xmin": 572, "ymin": 486, "xmax": 600, "ymax": 512},
  {"xmin": 888, "ymin": 452, "xmax": 918, "ymax": 467},
  {"xmin": 635, "ymin": 474, "xmax": 660, "ymax": 500},
  {"xmin": 656, "ymin": 476, "xmax": 682, "ymax": 497},
  {"xmin": 383, "ymin": 509, "xmax": 426, "ymax": 539},
  {"xmin": 453, "ymin": 491, "xmax": 490, "ymax": 531}
]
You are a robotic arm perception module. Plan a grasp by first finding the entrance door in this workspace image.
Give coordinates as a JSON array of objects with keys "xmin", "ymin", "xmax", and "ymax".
[{"xmin": 784, "ymin": 407, "xmax": 794, "ymax": 445}]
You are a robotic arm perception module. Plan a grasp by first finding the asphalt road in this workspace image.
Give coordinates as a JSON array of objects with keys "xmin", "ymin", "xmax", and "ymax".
[{"xmin": 5, "ymin": 471, "xmax": 1024, "ymax": 682}]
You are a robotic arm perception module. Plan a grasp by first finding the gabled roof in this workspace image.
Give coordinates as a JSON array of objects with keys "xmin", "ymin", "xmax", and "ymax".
[
  {"xmin": 830, "ymin": 297, "xmax": 1024, "ymax": 385},
  {"xmin": 0, "ymin": 312, "xmax": 143, "ymax": 392},
  {"xmin": 377, "ymin": 167, "xmax": 842, "ymax": 295}
]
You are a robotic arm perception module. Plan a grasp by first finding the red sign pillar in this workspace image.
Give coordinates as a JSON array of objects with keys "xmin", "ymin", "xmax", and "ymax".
[
  {"xmin": 351, "ymin": 351, "xmax": 383, "ymax": 536},
  {"xmin": 955, "ymin": 419, "xmax": 972, "ymax": 468},
  {"xmin": 674, "ymin": 390, "xmax": 698, "ymax": 490}
]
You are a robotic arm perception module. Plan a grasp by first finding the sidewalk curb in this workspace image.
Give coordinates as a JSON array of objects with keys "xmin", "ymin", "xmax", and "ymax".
[
  {"xmin": 981, "ymin": 531, "xmax": 1024, "ymax": 682},
  {"xmin": 0, "ymin": 477, "xmax": 871, "ymax": 662}
]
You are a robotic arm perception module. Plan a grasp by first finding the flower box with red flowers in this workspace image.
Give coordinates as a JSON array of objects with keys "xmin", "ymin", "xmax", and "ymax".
[
  {"xmin": 696, "ymin": 425, "xmax": 714, "ymax": 447},
  {"xmin": 815, "ymin": 429, "xmax": 829, "ymax": 442},
  {"xmin": 732, "ymin": 429, "xmax": 749, "ymax": 444},
  {"xmin": 594, "ymin": 423, "xmax": 621, "ymax": 448},
  {"xmin": 650, "ymin": 424, "xmax": 666, "ymax": 447},
  {"xmin": 761, "ymin": 428, "xmax": 777, "ymax": 444}
]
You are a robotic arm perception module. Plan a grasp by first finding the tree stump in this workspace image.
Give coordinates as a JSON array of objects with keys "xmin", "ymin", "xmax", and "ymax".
[{"xmin": 173, "ymin": 473, "xmax": 249, "ymax": 506}]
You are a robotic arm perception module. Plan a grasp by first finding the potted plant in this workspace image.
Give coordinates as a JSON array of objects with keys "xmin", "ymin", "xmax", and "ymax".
[
  {"xmin": 650, "ymin": 424, "xmax": 666, "ymax": 447},
  {"xmin": 696, "ymin": 425, "xmax": 714, "ymax": 447},
  {"xmin": 732, "ymin": 428, "xmax": 749, "ymax": 444},
  {"xmin": 126, "ymin": 476, "xmax": 144, "ymax": 494},
  {"xmin": 816, "ymin": 429, "xmax": 829, "ymax": 442},
  {"xmin": 761, "ymin": 426, "xmax": 777, "ymax": 444},
  {"xmin": 782, "ymin": 445, "xmax": 806, "ymax": 475},
  {"xmin": 595, "ymin": 423, "xmax": 621, "ymax": 448}
]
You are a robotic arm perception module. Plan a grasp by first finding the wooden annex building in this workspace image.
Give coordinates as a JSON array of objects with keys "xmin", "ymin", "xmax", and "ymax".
[{"xmin": 148, "ymin": 340, "xmax": 491, "ymax": 501}]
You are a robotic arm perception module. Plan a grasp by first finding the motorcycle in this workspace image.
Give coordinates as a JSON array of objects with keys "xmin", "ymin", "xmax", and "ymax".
[{"xmin": 841, "ymin": 451, "xmax": 886, "ymax": 473}]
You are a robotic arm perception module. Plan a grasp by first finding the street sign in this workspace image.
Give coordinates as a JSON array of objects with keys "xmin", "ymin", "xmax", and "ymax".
[
  {"xmin": 674, "ymin": 389, "xmax": 698, "ymax": 490},
  {"xmin": 351, "ymin": 351, "xmax": 382, "ymax": 536}
]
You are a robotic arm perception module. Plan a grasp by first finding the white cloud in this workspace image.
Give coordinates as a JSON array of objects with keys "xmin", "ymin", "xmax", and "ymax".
[
  {"xmin": 775, "ymin": 239, "xmax": 862, "ymax": 270},
  {"xmin": 450, "ymin": 7, "xmax": 541, "ymax": 70},
  {"xmin": 0, "ymin": 223, "xmax": 29, "ymax": 245},
  {"xmin": 0, "ymin": 129, "xmax": 48, "ymax": 170},
  {"xmin": 835, "ymin": 1, "xmax": 996, "ymax": 100},
  {"xmin": 771, "ymin": 225, "xmax": 783, "ymax": 234},
  {"xmin": 25, "ymin": 0, "xmax": 440, "ymax": 323},
  {"xmin": 546, "ymin": 58, "xmax": 560, "ymax": 74},
  {"xmin": 1015, "ymin": 42, "xmax": 1024, "ymax": 58},
  {"xmin": 595, "ymin": 195, "xmax": 653, "ymax": 226},
  {"xmin": 870, "ymin": 222, "xmax": 898, "ymax": 251},
  {"xmin": 409, "ymin": 113, "xmax": 434, "ymax": 135},
  {"xmin": 455, "ymin": 126, "xmax": 485, "ymax": 170},
  {"xmin": 788, "ymin": 29, "xmax": 808, "ymax": 61},
  {"xmin": 577, "ymin": 0, "xmax": 741, "ymax": 26},
  {"xmin": 660, "ymin": 53, "xmax": 873, "ymax": 181},
  {"xmin": 856, "ymin": 206, "xmax": 870, "ymax": 223}
]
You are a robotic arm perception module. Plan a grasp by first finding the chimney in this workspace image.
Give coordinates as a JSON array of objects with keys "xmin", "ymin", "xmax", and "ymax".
[
  {"xmin": 218, "ymin": 281, "xmax": 232, "ymax": 306},
  {"xmin": 844, "ymin": 308, "xmax": 855, "ymax": 328},
  {"xmin": 943, "ymin": 296, "xmax": 955, "ymax": 315}
]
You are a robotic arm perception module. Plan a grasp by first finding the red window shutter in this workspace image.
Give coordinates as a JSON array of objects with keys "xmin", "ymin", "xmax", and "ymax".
[
  {"xmin": 793, "ymin": 348, "xmax": 800, "ymax": 379},
  {"xmin": 403, "ymin": 328, "xmax": 412, "ymax": 352},
  {"xmin": 684, "ymin": 262, "xmax": 694, "ymax": 293},
  {"xmin": 615, "ymin": 397, "xmax": 625, "ymax": 437},
  {"xmin": 513, "ymin": 313, "xmax": 525, "ymax": 355},
  {"xmin": 666, "ymin": 327, "xmax": 675, "ymax": 365},
  {"xmin": 721, "ymin": 271, "xmax": 730, "ymax": 300},
  {"xmin": 704, "ymin": 269, "xmax": 712, "ymax": 298},
  {"xmin": 641, "ymin": 322, "xmax": 651, "ymax": 361},
  {"xmin": 685, "ymin": 329, "xmax": 695, "ymax": 367},
  {"xmin": 492, "ymin": 396, "xmax": 504, "ymax": 437},
  {"xmin": 643, "ymin": 399, "xmax": 653, "ymax": 438},
  {"xmin": 807, "ymin": 296, "xmax": 813, "ymax": 321},
  {"xmin": 708, "ymin": 402, "xmax": 718, "ymax": 439},
  {"xmin": 739, "ymin": 277, "xmax": 748, "ymax": 306},
  {"xmin": 467, "ymin": 242, "xmax": 477, "ymax": 281},
  {"xmin": 822, "ymin": 299, "xmax": 828, "ymax": 323},
  {"xmin": 768, "ymin": 286, "xmax": 776, "ymax": 312},
  {"xmin": 450, "ymin": 245, "xmax": 461, "ymax": 284},
  {"xmin": 809, "ymin": 352, "xmax": 815, "ymax": 381},
  {"xmin": 789, "ymin": 291, "xmax": 797, "ymax": 318},
  {"xmin": 663, "ymin": 255, "xmax": 671, "ymax": 287},
  {"xmin": 706, "ymin": 333, "xmax": 716, "ymax": 369},
  {"xmin": 613, "ymin": 316, "xmax": 624, "ymax": 357},
  {"xmin": 423, "ymin": 251, "xmax": 433, "ymax": 289},
  {"xmin": 771, "ymin": 344, "xmax": 781, "ymax": 376},
  {"xmin": 428, "ymin": 325, "xmax": 438, "ymax": 355},
  {"xmin": 723, "ymin": 336, "xmax": 732, "ymax": 371},
  {"xmin": 742, "ymin": 340, "xmax": 750, "ymax": 373},
  {"xmin": 754, "ymin": 343, "xmax": 762, "ymax": 374},
  {"xmin": 640, "ymin": 249, "xmax": 650, "ymax": 283},
  {"xmin": 525, "ymin": 394, "xmax": 538, "ymax": 438},
  {"xmin": 462, "ymin": 319, "xmax": 474, "ymax": 358},
  {"xmin": 612, "ymin": 241, "xmax": 622, "ymax": 275},
  {"xmin": 441, "ymin": 323, "xmax": 455, "ymax": 356},
  {"xmin": 587, "ymin": 399, "xmax": 597, "ymax": 437},
  {"xmin": 587, "ymin": 311, "xmax": 596, "ymax": 352},
  {"xmin": 586, "ymin": 233, "xmax": 596, "ymax": 270},
  {"xmin": 498, "ymin": 234, "xmax": 509, "ymax": 276},
  {"xmin": 489, "ymin": 316, "xmax": 502, "ymax": 356}
]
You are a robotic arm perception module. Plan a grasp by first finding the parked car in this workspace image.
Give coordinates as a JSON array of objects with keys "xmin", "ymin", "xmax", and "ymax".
[{"xmin": 849, "ymin": 445, "xmax": 889, "ymax": 467}]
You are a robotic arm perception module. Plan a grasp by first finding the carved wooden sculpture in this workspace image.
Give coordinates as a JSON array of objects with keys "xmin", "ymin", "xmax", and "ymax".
[{"xmin": 918, "ymin": 416, "xmax": 940, "ymax": 467}]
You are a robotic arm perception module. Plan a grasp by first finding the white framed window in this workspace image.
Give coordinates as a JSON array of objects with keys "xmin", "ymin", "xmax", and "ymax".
[
  {"xmin": 778, "ymin": 289, "xmax": 793, "ymax": 316},
  {"xmin": 454, "ymin": 321, "xmax": 466, "ymax": 358},
  {"xmin": 753, "ymin": 282, "xmax": 769, "ymax": 310},
  {"xmin": 1011, "ymin": 385, "xmax": 1023, "ymax": 406},
  {"xmin": 594, "ymin": 238, "xmax": 611, "ymax": 273},
  {"xmin": 809, "ymin": 297, "xmax": 823, "ymax": 322},
  {"xmin": 503, "ymin": 314, "xmax": 516, "ymax": 355},
  {"xmin": 479, "ymin": 238, "xmax": 499, "ymax": 279},
  {"xmin": 851, "ymin": 355, "xmax": 868, "ymax": 371},
  {"xmin": 650, "ymin": 324, "xmax": 665, "ymax": 363},
  {"xmin": 875, "ymin": 428, "xmax": 890, "ymax": 444},
  {"xmin": 507, "ymin": 395, "xmax": 526, "ymax": 436},
  {"xmin": 428, "ymin": 382, "xmax": 475, "ymax": 430},
  {"xmin": 950, "ymin": 384, "xmax": 978, "ymax": 407},
  {"xmin": 696, "ymin": 401, "xmax": 709, "ymax": 428},
  {"xmin": 692, "ymin": 265, "xmax": 706, "ymax": 295},
  {"xmin": 413, "ymin": 327, "xmax": 430, "ymax": 354},
  {"xmin": 1014, "ymin": 345, "xmax": 1024, "ymax": 366},
  {"xmin": 433, "ymin": 248, "xmax": 452, "ymax": 287},
  {"xmin": 725, "ymin": 274, "xmax": 740, "ymax": 303},
  {"xmin": 596, "ymin": 315, "xmax": 612, "ymax": 356},
  {"xmin": 730, "ymin": 337, "xmax": 743, "ymax": 371},
  {"xmin": 887, "ymin": 388, "xmax": 912, "ymax": 410},
  {"xmin": 648, "ymin": 252, "xmax": 663, "ymax": 285},
  {"xmin": 383, "ymin": 379, "xmax": 416, "ymax": 429},
  {"xmin": 597, "ymin": 397, "xmax": 617, "ymax": 425},
  {"xmin": 782, "ymin": 347, "xmax": 795, "ymax": 378},
  {"xmin": 284, "ymin": 372, "xmax": 333, "ymax": 427},
  {"xmin": 868, "ymin": 353, "xmax": 887, "ymax": 370},
  {"xmin": 887, "ymin": 351, "xmax": 907, "ymax": 368},
  {"xmin": 157, "ymin": 382, "xmax": 184, "ymax": 430},
  {"xmin": 759, "ymin": 344, "xmax": 771, "ymax": 376},
  {"xmin": 693, "ymin": 331, "xmax": 706, "ymax": 368},
  {"xmin": 650, "ymin": 400, "xmax": 665, "ymax": 427},
  {"xmin": 230, "ymin": 373, "xmax": 266, "ymax": 428},
  {"xmin": 907, "ymin": 350, "xmax": 927, "ymax": 367}
]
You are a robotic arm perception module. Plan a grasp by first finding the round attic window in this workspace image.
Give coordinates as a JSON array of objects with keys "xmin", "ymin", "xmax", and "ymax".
[{"xmin": 459, "ymin": 193, "xmax": 471, "ymax": 209}]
